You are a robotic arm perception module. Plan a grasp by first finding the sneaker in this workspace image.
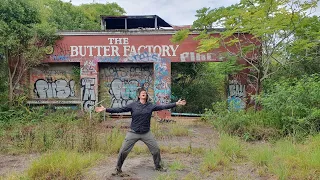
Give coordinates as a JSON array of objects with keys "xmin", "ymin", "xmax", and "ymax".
[
  {"xmin": 111, "ymin": 168, "xmax": 122, "ymax": 176},
  {"xmin": 111, "ymin": 168, "xmax": 129, "ymax": 177},
  {"xmin": 155, "ymin": 166, "xmax": 167, "ymax": 172}
]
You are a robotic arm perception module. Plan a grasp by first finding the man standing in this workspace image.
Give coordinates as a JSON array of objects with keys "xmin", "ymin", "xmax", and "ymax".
[{"xmin": 95, "ymin": 88, "xmax": 186, "ymax": 175}]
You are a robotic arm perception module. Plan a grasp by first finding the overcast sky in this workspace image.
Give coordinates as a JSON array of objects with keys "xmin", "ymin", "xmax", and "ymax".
[{"xmin": 63, "ymin": 0, "xmax": 319, "ymax": 25}]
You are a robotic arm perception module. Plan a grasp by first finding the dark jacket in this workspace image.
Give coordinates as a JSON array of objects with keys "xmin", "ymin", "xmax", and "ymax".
[{"xmin": 106, "ymin": 101, "xmax": 176, "ymax": 133}]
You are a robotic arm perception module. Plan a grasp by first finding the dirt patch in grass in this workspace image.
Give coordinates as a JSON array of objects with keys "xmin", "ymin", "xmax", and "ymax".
[{"xmin": 0, "ymin": 154, "xmax": 38, "ymax": 177}]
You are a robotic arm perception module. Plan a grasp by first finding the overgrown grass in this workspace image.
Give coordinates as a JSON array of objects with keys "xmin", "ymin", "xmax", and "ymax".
[
  {"xmin": 0, "ymin": 108, "xmax": 126, "ymax": 155},
  {"xmin": 169, "ymin": 160, "xmax": 185, "ymax": 171},
  {"xmin": 96, "ymin": 128, "xmax": 125, "ymax": 154},
  {"xmin": 169, "ymin": 123, "xmax": 189, "ymax": 136},
  {"xmin": 247, "ymin": 134, "xmax": 320, "ymax": 179},
  {"xmin": 203, "ymin": 104, "xmax": 281, "ymax": 141},
  {"xmin": 217, "ymin": 133, "xmax": 245, "ymax": 161},
  {"xmin": 27, "ymin": 150, "xmax": 102, "ymax": 179},
  {"xmin": 200, "ymin": 150, "xmax": 229, "ymax": 173},
  {"xmin": 151, "ymin": 120, "xmax": 190, "ymax": 138},
  {"xmin": 182, "ymin": 172, "xmax": 200, "ymax": 180},
  {"xmin": 200, "ymin": 133, "xmax": 245, "ymax": 174},
  {"xmin": 202, "ymin": 75, "xmax": 320, "ymax": 141},
  {"xmin": 155, "ymin": 172, "xmax": 178, "ymax": 180}
]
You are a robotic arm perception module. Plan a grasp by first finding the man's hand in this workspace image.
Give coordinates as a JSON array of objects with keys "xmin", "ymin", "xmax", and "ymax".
[
  {"xmin": 176, "ymin": 99, "xmax": 186, "ymax": 106},
  {"xmin": 95, "ymin": 105, "xmax": 106, "ymax": 113}
]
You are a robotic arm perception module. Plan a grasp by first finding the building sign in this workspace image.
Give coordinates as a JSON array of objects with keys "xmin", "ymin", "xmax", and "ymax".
[{"xmin": 47, "ymin": 34, "xmax": 230, "ymax": 63}]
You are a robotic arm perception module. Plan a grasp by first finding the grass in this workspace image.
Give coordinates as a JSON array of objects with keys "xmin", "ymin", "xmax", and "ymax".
[
  {"xmin": 3, "ymin": 108, "xmax": 320, "ymax": 180},
  {"xmin": 155, "ymin": 172, "xmax": 178, "ymax": 180},
  {"xmin": 199, "ymin": 133, "xmax": 245, "ymax": 174},
  {"xmin": 247, "ymin": 134, "xmax": 320, "ymax": 179},
  {"xmin": 200, "ymin": 150, "xmax": 229, "ymax": 174},
  {"xmin": 169, "ymin": 160, "xmax": 185, "ymax": 171},
  {"xmin": 168, "ymin": 123, "xmax": 189, "ymax": 136},
  {"xmin": 182, "ymin": 172, "xmax": 201, "ymax": 180},
  {"xmin": 161, "ymin": 145, "xmax": 205, "ymax": 155},
  {"xmin": 27, "ymin": 150, "xmax": 102, "ymax": 179},
  {"xmin": 248, "ymin": 143, "xmax": 273, "ymax": 166},
  {"xmin": 217, "ymin": 133, "xmax": 245, "ymax": 161},
  {"xmin": 97, "ymin": 128, "xmax": 125, "ymax": 154},
  {"xmin": 151, "ymin": 120, "xmax": 190, "ymax": 138}
]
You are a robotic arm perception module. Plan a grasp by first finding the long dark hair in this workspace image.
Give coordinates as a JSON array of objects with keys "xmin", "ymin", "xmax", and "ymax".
[{"xmin": 137, "ymin": 88, "xmax": 149, "ymax": 101}]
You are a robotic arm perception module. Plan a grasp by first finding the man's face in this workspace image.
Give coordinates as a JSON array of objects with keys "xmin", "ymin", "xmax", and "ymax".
[{"xmin": 139, "ymin": 90, "xmax": 147, "ymax": 100}]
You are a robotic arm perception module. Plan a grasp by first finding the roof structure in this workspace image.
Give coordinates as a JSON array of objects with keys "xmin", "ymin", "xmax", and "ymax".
[{"xmin": 100, "ymin": 15, "xmax": 173, "ymax": 30}]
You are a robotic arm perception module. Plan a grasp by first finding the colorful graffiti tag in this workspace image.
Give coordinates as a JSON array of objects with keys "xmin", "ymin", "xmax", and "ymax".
[
  {"xmin": 100, "ymin": 63, "xmax": 153, "ymax": 108},
  {"xmin": 81, "ymin": 78, "xmax": 96, "ymax": 110},
  {"xmin": 227, "ymin": 79, "xmax": 246, "ymax": 110}
]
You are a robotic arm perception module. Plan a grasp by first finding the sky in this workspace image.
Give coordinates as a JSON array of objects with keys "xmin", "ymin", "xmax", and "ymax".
[{"xmin": 63, "ymin": 0, "xmax": 320, "ymax": 26}]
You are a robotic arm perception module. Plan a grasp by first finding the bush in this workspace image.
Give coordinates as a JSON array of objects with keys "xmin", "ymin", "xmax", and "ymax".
[
  {"xmin": 202, "ymin": 102, "xmax": 281, "ymax": 141},
  {"xmin": 203, "ymin": 74, "xmax": 320, "ymax": 140},
  {"xmin": 260, "ymin": 74, "xmax": 320, "ymax": 138}
]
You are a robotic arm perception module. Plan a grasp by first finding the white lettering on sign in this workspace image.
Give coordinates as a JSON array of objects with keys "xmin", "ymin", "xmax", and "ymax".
[
  {"xmin": 70, "ymin": 45, "xmax": 179, "ymax": 57},
  {"xmin": 69, "ymin": 38, "xmax": 180, "ymax": 57}
]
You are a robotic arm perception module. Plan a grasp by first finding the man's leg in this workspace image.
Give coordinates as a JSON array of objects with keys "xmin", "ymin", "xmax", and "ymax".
[
  {"xmin": 140, "ymin": 131, "xmax": 162, "ymax": 169},
  {"xmin": 116, "ymin": 131, "xmax": 139, "ymax": 171}
]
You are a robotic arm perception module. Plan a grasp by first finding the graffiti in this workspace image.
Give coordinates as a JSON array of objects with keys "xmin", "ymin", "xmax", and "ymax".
[
  {"xmin": 31, "ymin": 69, "xmax": 68, "ymax": 76},
  {"xmin": 81, "ymin": 78, "xmax": 96, "ymax": 111},
  {"xmin": 81, "ymin": 60, "xmax": 97, "ymax": 75},
  {"xmin": 100, "ymin": 63, "xmax": 153, "ymax": 108},
  {"xmin": 52, "ymin": 55, "xmax": 71, "ymax": 61},
  {"xmin": 27, "ymin": 100, "xmax": 82, "ymax": 104},
  {"xmin": 155, "ymin": 80, "xmax": 169, "ymax": 90},
  {"xmin": 180, "ymin": 52, "xmax": 224, "ymax": 62},
  {"xmin": 33, "ymin": 78, "xmax": 75, "ymax": 99},
  {"xmin": 227, "ymin": 79, "xmax": 246, "ymax": 110},
  {"xmin": 98, "ymin": 56, "xmax": 120, "ymax": 62},
  {"xmin": 127, "ymin": 51, "xmax": 161, "ymax": 62},
  {"xmin": 154, "ymin": 59, "xmax": 171, "ymax": 104},
  {"xmin": 109, "ymin": 79, "xmax": 139, "ymax": 108},
  {"xmin": 102, "ymin": 65, "xmax": 152, "ymax": 80},
  {"xmin": 155, "ymin": 91, "xmax": 171, "ymax": 104}
]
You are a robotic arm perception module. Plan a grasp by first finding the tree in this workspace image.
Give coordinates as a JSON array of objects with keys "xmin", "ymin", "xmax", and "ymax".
[
  {"xmin": 78, "ymin": 2, "xmax": 125, "ymax": 29},
  {"xmin": 172, "ymin": 0, "xmax": 319, "ymax": 109},
  {"xmin": 0, "ymin": 0, "xmax": 58, "ymax": 106},
  {"xmin": 40, "ymin": 0, "xmax": 125, "ymax": 30}
]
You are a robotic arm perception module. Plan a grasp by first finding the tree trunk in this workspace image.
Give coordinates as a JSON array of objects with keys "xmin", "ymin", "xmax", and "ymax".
[
  {"xmin": 254, "ymin": 70, "xmax": 262, "ymax": 111},
  {"xmin": 8, "ymin": 62, "xmax": 13, "ymax": 107}
]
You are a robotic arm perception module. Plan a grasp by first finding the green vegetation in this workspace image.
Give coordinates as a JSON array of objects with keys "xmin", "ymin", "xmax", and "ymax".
[
  {"xmin": 168, "ymin": 160, "xmax": 185, "ymax": 171},
  {"xmin": 0, "ymin": 0, "xmax": 320, "ymax": 179},
  {"xmin": 27, "ymin": 151, "xmax": 102, "ymax": 179}
]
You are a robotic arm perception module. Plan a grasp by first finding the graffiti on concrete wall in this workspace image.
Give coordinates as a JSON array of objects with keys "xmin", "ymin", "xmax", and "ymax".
[
  {"xmin": 100, "ymin": 63, "xmax": 153, "ymax": 108},
  {"xmin": 109, "ymin": 79, "xmax": 139, "ymax": 108},
  {"xmin": 227, "ymin": 79, "xmax": 246, "ymax": 110},
  {"xmin": 154, "ymin": 58, "xmax": 171, "ymax": 104},
  {"xmin": 34, "ymin": 78, "xmax": 75, "ymax": 99},
  {"xmin": 81, "ymin": 78, "xmax": 96, "ymax": 110},
  {"xmin": 31, "ymin": 66, "xmax": 79, "ymax": 100},
  {"xmin": 81, "ymin": 60, "xmax": 98, "ymax": 75}
]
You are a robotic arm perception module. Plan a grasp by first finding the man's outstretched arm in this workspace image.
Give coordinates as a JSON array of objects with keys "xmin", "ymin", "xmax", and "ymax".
[{"xmin": 152, "ymin": 99, "xmax": 186, "ymax": 111}]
